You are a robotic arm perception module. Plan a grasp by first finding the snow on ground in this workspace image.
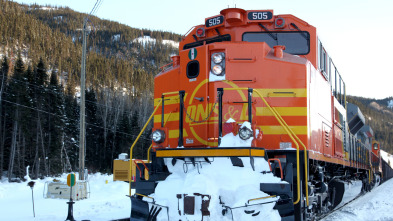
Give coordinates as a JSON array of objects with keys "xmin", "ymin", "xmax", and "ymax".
[
  {"xmin": 381, "ymin": 149, "xmax": 393, "ymax": 168},
  {"xmin": 322, "ymin": 177, "xmax": 393, "ymax": 221},
  {"xmin": 0, "ymin": 173, "xmax": 131, "ymax": 221},
  {"xmin": 132, "ymin": 36, "xmax": 179, "ymax": 48},
  {"xmin": 388, "ymin": 100, "xmax": 393, "ymax": 109}
]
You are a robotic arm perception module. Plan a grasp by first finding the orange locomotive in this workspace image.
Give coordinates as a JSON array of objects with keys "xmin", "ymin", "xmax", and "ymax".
[{"xmin": 126, "ymin": 8, "xmax": 385, "ymax": 221}]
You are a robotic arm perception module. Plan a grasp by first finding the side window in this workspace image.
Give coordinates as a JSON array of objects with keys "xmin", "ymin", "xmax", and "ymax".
[
  {"xmin": 186, "ymin": 61, "xmax": 199, "ymax": 79},
  {"xmin": 318, "ymin": 40, "xmax": 329, "ymax": 80},
  {"xmin": 331, "ymin": 64, "xmax": 336, "ymax": 96},
  {"xmin": 341, "ymin": 79, "xmax": 345, "ymax": 105},
  {"xmin": 338, "ymin": 75, "xmax": 342, "ymax": 104}
]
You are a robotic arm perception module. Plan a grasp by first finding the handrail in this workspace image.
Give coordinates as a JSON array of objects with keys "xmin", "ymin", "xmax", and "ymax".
[
  {"xmin": 218, "ymin": 87, "xmax": 307, "ymax": 205},
  {"xmin": 159, "ymin": 62, "xmax": 174, "ymax": 71},
  {"xmin": 129, "ymin": 91, "xmax": 182, "ymax": 195},
  {"xmin": 269, "ymin": 105, "xmax": 309, "ymax": 206},
  {"xmin": 254, "ymin": 89, "xmax": 307, "ymax": 205},
  {"xmin": 268, "ymin": 158, "xmax": 283, "ymax": 180},
  {"xmin": 129, "ymin": 99, "xmax": 162, "ymax": 195},
  {"xmin": 133, "ymin": 159, "xmax": 149, "ymax": 179},
  {"xmin": 247, "ymin": 195, "xmax": 277, "ymax": 204}
]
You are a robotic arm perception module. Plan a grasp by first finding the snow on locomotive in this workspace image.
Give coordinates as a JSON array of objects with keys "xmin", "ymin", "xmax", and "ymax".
[{"xmin": 115, "ymin": 8, "xmax": 389, "ymax": 221}]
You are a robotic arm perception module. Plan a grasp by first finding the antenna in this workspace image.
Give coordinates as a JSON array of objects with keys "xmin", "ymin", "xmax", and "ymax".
[{"xmin": 79, "ymin": 0, "xmax": 103, "ymax": 181}]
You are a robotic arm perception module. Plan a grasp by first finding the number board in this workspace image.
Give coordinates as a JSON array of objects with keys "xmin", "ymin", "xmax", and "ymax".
[
  {"xmin": 205, "ymin": 15, "xmax": 224, "ymax": 29},
  {"xmin": 247, "ymin": 10, "xmax": 274, "ymax": 22}
]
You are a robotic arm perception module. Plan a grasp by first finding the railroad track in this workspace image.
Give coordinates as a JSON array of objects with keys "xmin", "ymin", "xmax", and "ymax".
[{"xmin": 316, "ymin": 191, "xmax": 366, "ymax": 221}]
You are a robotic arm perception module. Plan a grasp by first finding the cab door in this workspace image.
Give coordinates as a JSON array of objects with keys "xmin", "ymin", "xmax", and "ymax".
[{"xmin": 179, "ymin": 46, "xmax": 210, "ymax": 147}]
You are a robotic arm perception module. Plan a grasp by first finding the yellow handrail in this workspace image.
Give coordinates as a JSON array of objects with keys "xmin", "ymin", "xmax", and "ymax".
[
  {"xmin": 221, "ymin": 87, "xmax": 307, "ymax": 205},
  {"xmin": 224, "ymin": 88, "xmax": 249, "ymax": 91},
  {"xmin": 253, "ymin": 89, "xmax": 304, "ymax": 205},
  {"xmin": 267, "ymin": 104, "xmax": 309, "ymax": 206},
  {"xmin": 162, "ymin": 91, "xmax": 180, "ymax": 96},
  {"xmin": 129, "ymin": 99, "xmax": 162, "ymax": 195},
  {"xmin": 129, "ymin": 91, "xmax": 181, "ymax": 195},
  {"xmin": 248, "ymin": 195, "xmax": 277, "ymax": 204}
]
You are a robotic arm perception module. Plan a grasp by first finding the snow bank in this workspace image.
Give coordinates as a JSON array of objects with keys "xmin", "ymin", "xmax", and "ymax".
[
  {"xmin": 151, "ymin": 122, "xmax": 283, "ymax": 220},
  {"xmin": 322, "ymin": 177, "xmax": 393, "ymax": 221},
  {"xmin": 0, "ymin": 173, "xmax": 131, "ymax": 221},
  {"xmin": 380, "ymin": 150, "xmax": 393, "ymax": 168}
]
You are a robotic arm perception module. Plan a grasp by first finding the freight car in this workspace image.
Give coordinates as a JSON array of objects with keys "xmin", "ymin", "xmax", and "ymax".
[{"xmin": 116, "ymin": 8, "xmax": 393, "ymax": 221}]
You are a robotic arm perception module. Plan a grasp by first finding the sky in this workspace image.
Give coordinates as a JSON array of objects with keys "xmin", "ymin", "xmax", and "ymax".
[{"xmin": 13, "ymin": 0, "xmax": 393, "ymax": 99}]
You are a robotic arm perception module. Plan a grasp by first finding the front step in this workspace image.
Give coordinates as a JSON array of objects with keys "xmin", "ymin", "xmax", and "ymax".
[{"xmin": 260, "ymin": 183, "xmax": 294, "ymax": 220}]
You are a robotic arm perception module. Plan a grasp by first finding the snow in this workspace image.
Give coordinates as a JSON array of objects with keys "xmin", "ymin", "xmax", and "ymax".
[
  {"xmin": 381, "ymin": 149, "xmax": 393, "ymax": 168},
  {"xmin": 53, "ymin": 16, "xmax": 63, "ymax": 21},
  {"xmin": 322, "ymin": 178, "xmax": 393, "ymax": 221},
  {"xmin": 39, "ymin": 6, "xmax": 57, "ymax": 11},
  {"xmin": 152, "ymin": 157, "xmax": 282, "ymax": 220},
  {"xmin": 132, "ymin": 36, "xmax": 179, "ymax": 48},
  {"xmin": 112, "ymin": 34, "xmax": 121, "ymax": 42},
  {"xmin": 150, "ymin": 122, "xmax": 283, "ymax": 220},
  {"xmin": 388, "ymin": 99, "xmax": 393, "ymax": 109},
  {"xmin": 226, "ymin": 118, "xmax": 236, "ymax": 123},
  {"xmin": 0, "ymin": 173, "xmax": 131, "ymax": 221},
  {"xmin": 335, "ymin": 180, "xmax": 363, "ymax": 208}
]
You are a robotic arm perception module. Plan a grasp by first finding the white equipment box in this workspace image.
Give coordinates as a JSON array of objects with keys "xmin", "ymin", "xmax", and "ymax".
[{"xmin": 44, "ymin": 181, "xmax": 89, "ymax": 200}]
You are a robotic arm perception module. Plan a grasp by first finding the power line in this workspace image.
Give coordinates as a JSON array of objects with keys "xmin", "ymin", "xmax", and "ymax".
[
  {"xmin": 0, "ymin": 72, "xmax": 139, "ymax": 115},
  {"xmin": 88, "ymin": 0, "xmax": 103, "ymax": 20},
  {"xmin": 1, "ymin": 98, "xmax": 147, "ymax": 139}
]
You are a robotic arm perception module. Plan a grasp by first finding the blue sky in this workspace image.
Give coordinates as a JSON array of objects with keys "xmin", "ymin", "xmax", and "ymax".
[{"xmin": 13, "ymin": 0, "xmax": 393, "ymax": 99}]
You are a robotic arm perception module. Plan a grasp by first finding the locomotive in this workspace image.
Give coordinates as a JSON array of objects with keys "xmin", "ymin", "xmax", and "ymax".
[{"xmin": 117, "ymin": 8, "xmax": 392, "ymax": 221}]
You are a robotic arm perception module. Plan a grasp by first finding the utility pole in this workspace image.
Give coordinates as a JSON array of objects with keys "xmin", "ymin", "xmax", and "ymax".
[{"xmin": 79, "ymin": 18, "xmax": 87, "ymax": 180}]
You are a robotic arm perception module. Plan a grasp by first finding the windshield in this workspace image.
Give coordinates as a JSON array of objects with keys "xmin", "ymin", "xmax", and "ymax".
[{"xmin": 243, "ymin": 31, "xmax": 310, "ymax": 55}]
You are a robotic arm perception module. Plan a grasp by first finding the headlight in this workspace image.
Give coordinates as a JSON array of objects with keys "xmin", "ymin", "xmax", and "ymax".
[
  {"xmin": 152, "ymin": 130, "xmax": 165, "ymax": 143},
  {"xmin": 212, "ymin": 65, "xmax": 223, "ymax": 75},
  {"xmin": 212, "ymin": 53, "xmax": 223, "ymax": 64},
  {"xmin": 238, "ymin": 126, "xmax": 253, "ymax": 140}
]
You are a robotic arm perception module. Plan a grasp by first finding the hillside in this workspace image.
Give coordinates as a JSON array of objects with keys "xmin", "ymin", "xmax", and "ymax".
[
  {"xmin": 0, "ymin": 0, "xmax": 180, "ymax": 179},
  {"xmin": 348, "ymin": 96, "xmax": 393, "ymax": 152},
  {"xmin": 0, "ymin": 0, "xmax": 181, "ymax": 90}
]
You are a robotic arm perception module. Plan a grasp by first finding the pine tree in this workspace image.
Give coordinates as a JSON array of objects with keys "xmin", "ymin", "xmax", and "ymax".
[
  {"xmin": 47, "ymin": 70, "xmax": 65, "ymax": 175},
  {"xmin": 85, "ymin": 88, "xmax": 102, "ymax": 172},
  {"xmin": 32, "ymin": 58, "xmax": 49, "ymax": 178},
  {"xmin": 6, "ymin": 54, "xmax": 28, "ymax": 180},
  {"xmin": 0, "ymin": 56, "xmax": 9, "ymax": 177},
  {"xmin": 63, "ymin": 85, "xmax": 79, "ymax": 172}
]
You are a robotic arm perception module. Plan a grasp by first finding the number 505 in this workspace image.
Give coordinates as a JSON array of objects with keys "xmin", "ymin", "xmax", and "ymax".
[
  {"xmin": 209, "ymin": 17, "xmax": 221, "ymax": 26},
  {"xmin": 252, "ymin": 12, "xmax": 268, "ymax": 20}
]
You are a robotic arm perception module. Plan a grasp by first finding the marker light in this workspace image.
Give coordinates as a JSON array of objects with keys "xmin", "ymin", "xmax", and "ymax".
[
  {"xmin": 239, "ymin": 126, "xmax": 253, "ymax": 140},
  {"xmin": 212, "ymin": 65, "xmax": 223, "ymax": 75},
  {"xmin": 152, "ymin": 130, "xmax": 165, "ymax": 143},
  {"xmin": 196, "ymin": 28, "xmax": 205, "ymax": 37},
  {"xmin": 275, "ymin": 18, "xmax": 285, "ymax": 28},
  {"xmin": 212, "ymin": 53, "xmax": 223, "ymax": 64}
]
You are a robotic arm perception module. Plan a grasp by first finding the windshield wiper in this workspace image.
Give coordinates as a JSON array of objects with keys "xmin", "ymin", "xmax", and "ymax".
[
  {"xmin": 290, "ymin": 23, "xmax": 309, "ymax": 40},
  {"xmin": 258, "ymin": 24, "xmax": 277, "ymax": 41}
]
